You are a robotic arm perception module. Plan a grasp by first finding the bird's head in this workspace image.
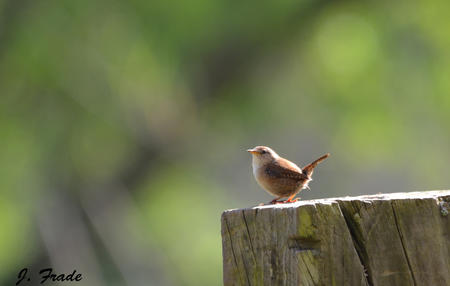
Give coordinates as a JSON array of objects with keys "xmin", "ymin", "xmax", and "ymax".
[{"xmin": 247, "ymin": 146, "xmax": 279, "ymax": 166}]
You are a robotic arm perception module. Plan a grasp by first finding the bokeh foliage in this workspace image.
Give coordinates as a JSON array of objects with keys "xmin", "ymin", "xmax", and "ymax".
[{"xmin": 1, "ymin": 0, "xmax": 449, "ymax": 285}]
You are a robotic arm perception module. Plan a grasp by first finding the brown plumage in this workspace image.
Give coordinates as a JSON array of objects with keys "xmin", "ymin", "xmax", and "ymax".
[
  {"xmin": 247, "ymin": 146, "xmax": 330, "ymax": 204},
  {"xmin": 302, "ymin": 153, "xmax": 330, "ymax": 177}
]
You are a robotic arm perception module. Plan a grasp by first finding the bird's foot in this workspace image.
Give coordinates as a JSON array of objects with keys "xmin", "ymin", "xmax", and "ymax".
[
  {"xmin": 284, "ymin": 197, "xmax": 300, "ymax": 203},
  {"xmin": 265, "ymin": 197, "xmax": 298, "ymax": 205}
]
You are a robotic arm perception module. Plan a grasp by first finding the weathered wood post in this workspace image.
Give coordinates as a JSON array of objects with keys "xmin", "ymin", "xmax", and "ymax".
[{"xmin": 221, "ymin": 191, "xmax": 450, "ymax": 286}]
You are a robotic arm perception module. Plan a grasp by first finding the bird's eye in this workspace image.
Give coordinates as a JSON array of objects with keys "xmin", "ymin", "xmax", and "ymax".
[{"xmin": 261, "ymin": 150, "xmax": 267, "ymax": 154}]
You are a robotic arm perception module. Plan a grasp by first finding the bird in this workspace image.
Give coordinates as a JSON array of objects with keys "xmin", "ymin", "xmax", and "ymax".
[{"xmin": 247, "ymin": 146, "xmax": 330, "ymax": 204}]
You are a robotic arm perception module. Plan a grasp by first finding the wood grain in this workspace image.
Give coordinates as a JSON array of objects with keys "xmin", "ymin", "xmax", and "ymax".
[{"xmin": 221, "ymin": 191, "xmax": 450, "ymax": 286}]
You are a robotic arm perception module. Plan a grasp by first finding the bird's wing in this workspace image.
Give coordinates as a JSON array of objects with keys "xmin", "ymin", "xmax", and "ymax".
[{"xmin": 265, "ymin": 160, "xmax": 309, "ymax": 181}]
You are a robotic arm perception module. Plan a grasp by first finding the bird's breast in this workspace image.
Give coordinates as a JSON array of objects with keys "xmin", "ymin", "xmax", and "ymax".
[{"xmin": 254, "ymin": 166, "xmax": 291, "ymax": 196}]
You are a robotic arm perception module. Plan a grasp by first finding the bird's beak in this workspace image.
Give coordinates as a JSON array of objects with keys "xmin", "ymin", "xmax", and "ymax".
[{"xmin": 247, "ymin": 148, "xmax": 258, "ymax": 154}]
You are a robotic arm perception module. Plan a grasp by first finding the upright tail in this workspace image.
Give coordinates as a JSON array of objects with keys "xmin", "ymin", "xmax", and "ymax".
[{"xmin": 302, "ymin": 153, "xmax": 330, "ymax": 177}]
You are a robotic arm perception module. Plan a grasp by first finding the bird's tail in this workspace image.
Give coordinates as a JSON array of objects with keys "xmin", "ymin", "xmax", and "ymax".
[{"xmin": 302, "ymin": 153, "xmax": 330, "ymax": 177}]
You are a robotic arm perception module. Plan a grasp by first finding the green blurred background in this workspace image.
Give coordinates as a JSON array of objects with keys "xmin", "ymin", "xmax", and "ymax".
[{"xmin": 1, "ymin": 0, "xmax": 449, "ymax": 285}]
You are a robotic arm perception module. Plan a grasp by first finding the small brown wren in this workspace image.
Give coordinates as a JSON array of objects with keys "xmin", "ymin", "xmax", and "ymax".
[{"xmin": 247, "ymin": 146, "xmax": 330, "ymax": 204}]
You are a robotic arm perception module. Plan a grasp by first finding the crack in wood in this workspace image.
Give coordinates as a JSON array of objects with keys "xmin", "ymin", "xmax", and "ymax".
[
  {"xmin": 242, "ymin": 210, "xmax": 256, "ymax": 259},
  {"xmin": 390, "ymin": 202, "xmax": 418, "ymax": 286},
  {"xmin": 297, "ymin": 252, "xmax": 317, "ymax": 286},
  {"xmin": 338, "ymin": 202, "xmax": 373, "ymax": 286},
  {"xmin": 240, "ymin": 250, "xmax": 252, "ymax": 286},
  {"xmin": 223, "ymin": 215, "xmax": 248, "ymax": 286}
]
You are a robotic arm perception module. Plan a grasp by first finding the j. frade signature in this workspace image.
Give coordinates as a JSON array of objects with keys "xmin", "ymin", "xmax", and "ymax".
[{"xmin": 16, "ymin": 268, "xmax": 82, "ymax": 285}]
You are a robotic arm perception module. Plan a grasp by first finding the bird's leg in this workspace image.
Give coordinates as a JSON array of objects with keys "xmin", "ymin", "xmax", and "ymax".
[
  {"xmin": 284, "ymin": 193, "xmax": 300, "ymax": 203},
  {"xmin": 269, "ymin": 197, "xmax": 283, "ymax": 204}
]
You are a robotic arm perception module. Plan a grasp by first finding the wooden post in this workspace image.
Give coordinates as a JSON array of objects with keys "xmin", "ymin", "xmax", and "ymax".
[{"xmin": 221, "ymin": 191, "xmax": 450, "ymax": 286}]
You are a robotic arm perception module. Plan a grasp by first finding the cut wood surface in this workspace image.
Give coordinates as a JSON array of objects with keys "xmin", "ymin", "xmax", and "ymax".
[{"xmin": 221, "ymin": 190, "xmax": 450, "ymax": 286}]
